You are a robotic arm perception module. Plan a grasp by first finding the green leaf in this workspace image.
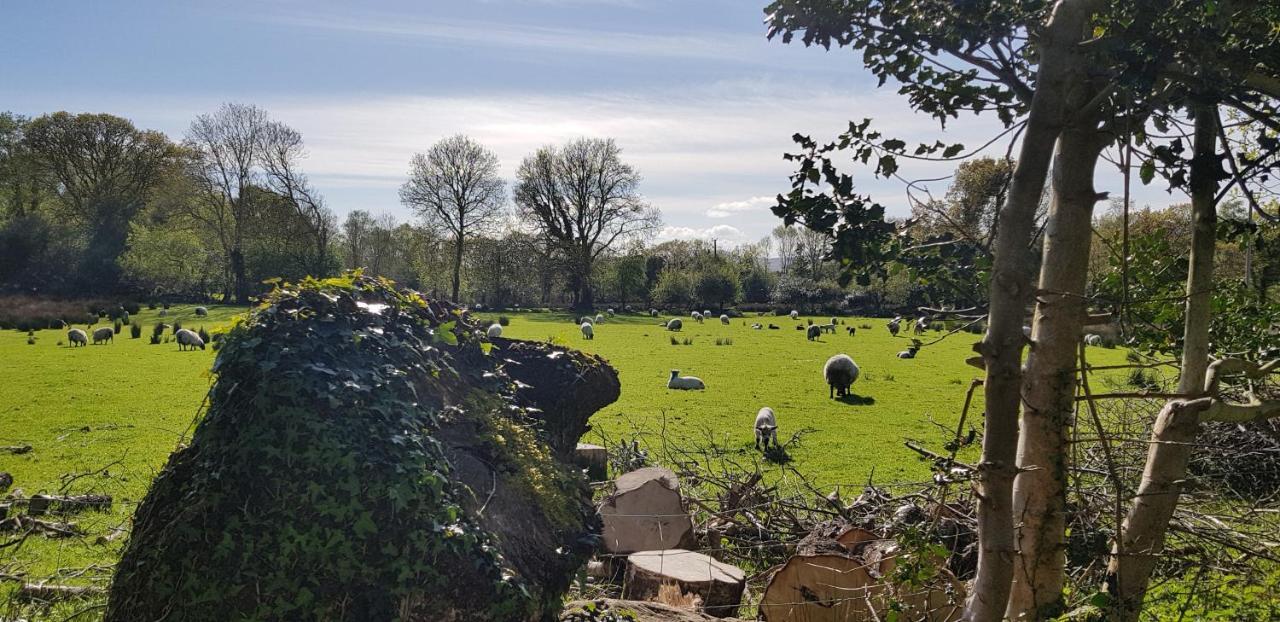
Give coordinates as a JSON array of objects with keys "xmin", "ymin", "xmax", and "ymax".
[{"xmin": 1139, "ymin": 159, "xmax": 1156, "ymax": 185}]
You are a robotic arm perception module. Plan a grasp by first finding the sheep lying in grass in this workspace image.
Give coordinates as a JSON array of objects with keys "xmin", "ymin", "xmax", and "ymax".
[
  {"xmin": 751, "ymin": 323, "xmax": 763, "ymax": 330},
  {"xmin": 806, "ymin": 325, "xmax": 821, "ymax": 341},
  {"xmin": 819, "ymin": 323, "xmax": 836, "ymax": 334},
  {"xmin": 92, "ymin": 327, "xmax": 114, "ymax": 345},
  {"xmin": 754, "ymin": 407, "xmax": 778, "ymax": 450},
  {"xmin": 790, "ymin": 310, "xmax": 799, "ymax": 319},
  {"xmin": 667, "ymin": 369, "xmax": 705, "ymax": 390},
  {"xmin": 487, "ymin": 324, "xmax": 503, "ymax": 338},
  {"xmin": 68, "ymin": 328, "xmax": 88, "ymax": 347},
  {"xmin": 846, "ymin": 326, "xmax": 857, "ymax": 336},
  {"xmin": 175, "ymin": 328, "xmax": 206, "ymax": 351},
  {"xmin": 666, "ymin": 318, "xmax": 683, "ymax": 331},
  {"xmin": 581, "ymin": 322, "xmax": 594, "ymax": 340},
  {"xmin": 1084, "ymin": 333, "xmax": 1102, "ymax": 346},
  {"xmin": 897, "ymin": 347, "xmax": 919, "ymax": 359},
  {"xmin": 194, "ymin": 306, "xmax": 208, "ymax": 317},
  {"xmin": 824, "ymin": 354, "xmax": 859, "ymax": 398}
]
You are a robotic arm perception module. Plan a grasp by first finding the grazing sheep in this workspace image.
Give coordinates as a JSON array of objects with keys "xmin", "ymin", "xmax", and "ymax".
[
  {"xmin": 897, "ymin": 347, "xmax": 919, "ymax": 359},
  {"xmin": 580, "ymin": 316, "xmax": 594, "ymax": 325},
  {"xmin": 606, "ymin": 308, "xmax": 615, "ymax": 316},
  {"xmin": 720, "ymin": 314, "xmax": 730, "ymax": 325},
  {"xmin": 92, "ymin": 327, "xmax": 114, "ymax": 345},
  {"xmin": 68, "ymin": 328, "xmax": 88, "ymax": 347},
  {"xmin": 913, "ymin": 316, "xmax": 929, "ymax": 335},
  {"xmin": 823, "ymin": 354, "xmax": 860, "ymax": 398},
  {"xmin": 595, "ymin": 314, "xmax": 604, "ymax": 324},
  {"xmin": 1085, "ymin": 333, "xmax": 1102, "ymax": 346},
  {"xmin": 194, "ymin": 306, "xmax": 208, "ymax": 317},
  {"xmin": 846, "ymin": 326, "xmax": 857, "ymax": 336},
  {"xmin": 790, "ymin": 310, "xmax": 799, "ymax": 319},
  {"xmin": 806, "ymin": 325, "xmax": 821, "ymax": 341},
  {"xmin": 487, "ymin": 324, "xmax": 503, "ymax": 338},
  {"xmin": 581, "ymin": 322, "xmax": 594, "ymax": 340},
  {"xmin": 703, "ymin": 310, "xmax": 712, "ymax": 318},
  {"xmin": 667, "ymin": 369, "xmax": 705, "ymax": 390},
  {"xmin": 887, "ymin": 319, "xmax": 900, "ymax": 336},
  {"xmin": 666, "ymin": 318, "xmax": 683, "ymax": 331},
  {"xmin": 754, "ymin": 407, "xmax": 779, "ymax": 451},
  {"xmin": 830, "ymin": 316, "xmax": 838, "ymax": 326},
  {"xmin": 819, "ymin": 323, "xmax": 836, "ymax": 334},
  {"xmin": 175, "ymin": 328, "xmax": 206, "ymax": 351},
  {"xmin": 650, "ymin": 309, "xmax": 659, "ymax": 317}
]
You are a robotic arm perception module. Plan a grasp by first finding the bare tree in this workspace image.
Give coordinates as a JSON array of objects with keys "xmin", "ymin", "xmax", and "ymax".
[
  {"xmin": 399, "ymin": 135, "xmax": 506, "ymax": 302},
  {"xmin": 260, "ymin": 121, "xmax": 336, "ymax": 277},
  {"xmin": 514, "ymin": 138, "xmax": 660, "ymax": 309}
]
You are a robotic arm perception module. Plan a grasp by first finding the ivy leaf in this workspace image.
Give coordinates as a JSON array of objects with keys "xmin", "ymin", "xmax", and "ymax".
[
  {"xmin": 436, "ymin": 322, "xmax": 458, "ymax": 346},
  {"xmin": 1140, "ymin": 159, "xmax": 1156, "ymax": 185}
]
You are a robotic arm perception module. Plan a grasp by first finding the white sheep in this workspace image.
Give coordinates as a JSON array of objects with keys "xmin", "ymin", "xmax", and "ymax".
[
  {"xmin": 650, "ymin": 309, "xmax": 659, "ymax": 317},
  {"xmin": 897, "ymin": 347, "xmax": 918, "ymax": 359},
  {"xmin": 790, "ymin": 310, "xmax": 799, "ymax": 319},
  {"xmin": 913, "ymin": 316, "xmax": 929, "ymax": 335},
  {"xmin": 581, "ymin": 322, "xmax": 594, "ymax": 340},
  {"xmin": 595, "ymin": 314, "xmax": 604, "ymax": 324},
  {"xmin": 579, "ymin": 316, "xmax": 594, "ymax": 325},
  {"xmin": 703, "ymin": 310, "xmax": 712, "ymax": 318},
  {"xmin": 487, "ymin": 324, "xmax": 503, "ymax": 338},
  {"xmin": 606, "ymin": 308, "xmax": 615, "ymax": 316},
  {"xmin": 754, "ymin": 407, "xmax": 778, "ymax": 450},
  {"xmin": 819, "ymin": 323, "xmax": 836, "ymax": 334},
  {"xmin": 692, "ymin": 311, "xmax": 704, "ymax": 323},
  {"xmin": 175, "ymin": 328, "xmax": 206, "ymax": 351},
  {"xmin": 823, "ymin": 354, "xmax": 860, "ymax": 398},
  {"xmin": 67, "ymin": 328, "xmax": 88, "ymax": 347},
  {"xmin": 806, "ymin": 325, "xmax": 822, "ymax": 341},
  {"xmin": 666, "ymin": 318, "xmax": 683, "ymax": 331},
  {"xmin": 667, "ymin": 369, "xmax": 705, "ymax": 390},
  {"xmin": 1085, "ymin": 333, "xmax": 1102, "ymax": 346},
  {"xmin": 720, "ymin": 314, "xmax": 730, "ymax": 325},
  {"xmin": 194, "ymin": 306, "xmax": 208, "ymax": 317},
  {"xmin": 830, "ymin": 316, "xmax": 838, "ymax": 326},
  {"xmin": 887, "ymin": 319, "xmax": 900, "ymax": 336},
  {"xmin": 92, "ymin": 327, "xmax": 114, "ymax": 345},
  {"xmin": 751, "ymin": 323, "xmax": 763, "ymax": 330}
]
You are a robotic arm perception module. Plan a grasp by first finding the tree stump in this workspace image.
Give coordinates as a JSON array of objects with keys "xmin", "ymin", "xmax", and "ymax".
[
  {"xmin": 760, "ymin": 529, "xmax": 964, "ymax": 622},
  {"xmin": 575, "ymin": 443, "xmax": 608, "ymax": 481},
  {"xmin": 623, "ymin": 549, "xmax": 746, "ymax": 618},
  {"xmin": 600, "ymin": 467, "xmax": 695, "ymax": 554}
]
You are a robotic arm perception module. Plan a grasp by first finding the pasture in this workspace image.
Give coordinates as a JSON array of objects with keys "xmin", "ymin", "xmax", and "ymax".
[{"xmin": 0, "ymin": 305, "xmax": 1130, "ymax": 606}]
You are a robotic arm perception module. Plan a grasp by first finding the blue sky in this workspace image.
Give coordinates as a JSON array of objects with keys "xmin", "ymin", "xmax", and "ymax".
[{"xmin": 1, "ymin": 0, "xmax": 1178, "ymax": 245}]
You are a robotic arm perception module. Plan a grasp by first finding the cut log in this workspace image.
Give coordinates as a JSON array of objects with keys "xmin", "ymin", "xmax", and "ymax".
[
  {"xmin": 600, "ymin": 467, "xmax": 695, "ymax": 554},
  {"xmin": 624, "ymin": 549, "xmax": 745, "ymax": 618},
  {"xmin": 1, "ymin": 445, "xmax": 31, "ymax": 455},
  {"xmin": 16, "ymin": 583, "xmax": 105, "ymax": 603},
  {"xmin": 562, "ymin": 598, "xmax": 746, "ymax": 622},
  {"xmin": 575, "ymin": 443, "xmax": 608, "ymax": 481},
  {"xmin": 26, "ymin": 493, "xmax": 112, "ymax": 515},
  {"xmin": 760, "ymin": 532, "xmax": 964, "ymax": 622}
]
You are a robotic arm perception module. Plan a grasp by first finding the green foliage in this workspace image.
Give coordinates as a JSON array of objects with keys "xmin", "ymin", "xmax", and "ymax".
[
  {"xmin": 694, "ymin": 264, "xmax": 741, "ymax": 309},
  {"xmin": 129, "ymin": 322, "xmax": 142, "ymax": 339},
  {"xmin": 498, "ymin": 315, "xmax": 510, "ymax": 326},
  {"xmin": 112, "ymin": 319, "xmax": 122, "ymax": 335},
  {"xmin": 652, "ymin": 269, "xmax": 694, "ymax": 308},
  {"xmin": 170, "ymin": 320, "xmax": 181, "ymax": 335},
  {"xmin": 197, "ymin": 326, "xmax": 209, "ymax": 344}
]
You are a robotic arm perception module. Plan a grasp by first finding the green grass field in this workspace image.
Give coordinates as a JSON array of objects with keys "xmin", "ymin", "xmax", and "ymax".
[{"xmin": 0, "ymin": 305, "xmax": 1131, "ymax": 614}]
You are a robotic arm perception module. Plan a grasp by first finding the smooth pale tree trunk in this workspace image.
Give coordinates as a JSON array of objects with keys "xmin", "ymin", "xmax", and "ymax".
[
  {"xmin": 1007, "ymin": 125, "xmax": 1107, "ymax": 620},
  {"xmin": 1103, "ymin": 104, "xmax": 1219, "ymax": 621},
  {"xmin": 963, "ymin": 2, "xmax": 1099, "ymax": 620}
]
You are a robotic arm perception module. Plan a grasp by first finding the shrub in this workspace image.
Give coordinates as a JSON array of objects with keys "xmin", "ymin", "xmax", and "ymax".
[
  {"xmin": 714, "ymin": 338, "xmax": 733, "ymax": 346},
  {"xmin": 670, "ymin": 336, "xmax": 679, "ymax": 346},
  {"xmin": 682, "ymin": 338, "xmax": 693, "ymax": 346},
  {"xmin": 152, "ymin": 322, "xmax": 166, "ymax": 338},
  {"xmin": 1127, "ymin": 368, "xmax": 1159, "ymax": 391},
  {"xmin": 498, "ymin": 315, "xmax": 510, "ymax": 326},
  {"xmin": 860, "ymin": 323, "xmax": 872, "ymax": 330},
  {"xmin": 172, "ymin": 320, "xmax": 183, "ymax": 335},
  {"xmin": 121, "ymin": 311, "xmax": 131, "ymax": 325},
  {"xmin": 130, "ymin": 323, "xmax": 142, "ymax": 339},
  {"xmin": 27, "ymin": 336, "xmax": 35, "ymax": 345},
  {"xmin": 148, "ymin": 301, "xmax": 157, "ymax": 310},
  {"xmin": 149, "ymin": 334, "xmax": 161, "ymax": 345},
  {"xmin": 113, "ymin": 319, "xmax": 122, "ymax": 334},
  {"xmin": 162, "ymin": 301, "xmax": 171, "ymax": 309},
  {"xmin": 122, "ymin": 301, "xmax": 141, "ymax": 314},
  {"xmin": 198, "ymin": 327, "xmax": 210, "ymax": 344}
]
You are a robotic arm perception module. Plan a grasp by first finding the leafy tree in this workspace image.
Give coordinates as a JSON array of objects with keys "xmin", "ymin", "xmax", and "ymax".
[
  {"xmin": 694, "ymin": 265, "xmax": 740, "ymax": 310},
  {"xmin": 651, "ymin": 269, "xmax": 693, "ymax": 309}
]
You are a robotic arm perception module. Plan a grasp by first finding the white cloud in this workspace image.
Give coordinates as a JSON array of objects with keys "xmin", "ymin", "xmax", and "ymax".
[
  {"xmin": 706, "ymin": 195, "xmax": 774, "ymax": 218},
  {"xmin": 657, "ymin": 224, "xmax": 746, "ymax": 244}
]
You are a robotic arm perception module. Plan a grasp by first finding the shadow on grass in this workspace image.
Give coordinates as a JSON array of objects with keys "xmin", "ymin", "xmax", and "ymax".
[
  {"xmin": 761, "ymin": 444, "xmax": 793, "ymax": 464},
  {"xmin": 837, "ymin": 393, "xmax": 876, "ymax": 406}
]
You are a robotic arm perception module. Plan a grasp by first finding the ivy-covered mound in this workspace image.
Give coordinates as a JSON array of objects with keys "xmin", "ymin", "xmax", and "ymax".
[{"xmin": 105, "ymin": 274, "xmax": 620, "ymax": 621}]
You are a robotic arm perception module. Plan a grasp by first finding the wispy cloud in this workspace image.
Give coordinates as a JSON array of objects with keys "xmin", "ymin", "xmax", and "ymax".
[
  {"xmin": 266, "ymin": 10, "xmax": 762, "ymax": 63},
  {"xmin": 706, "ymin": 195, "xmax": 774, "ymax": 218},
  {"xmin": 657, "ymin": 224, "xmax": 746, "ymax": 243}
]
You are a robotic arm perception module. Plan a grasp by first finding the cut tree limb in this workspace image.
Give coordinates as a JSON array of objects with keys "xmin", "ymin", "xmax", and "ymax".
[
  {"xmin": 600, "ymin": 467, "xmax": 695, "ymax": 554},
  {"xmin": 623, "ymin": 549, "xmax": 746, "ymax": 619}
]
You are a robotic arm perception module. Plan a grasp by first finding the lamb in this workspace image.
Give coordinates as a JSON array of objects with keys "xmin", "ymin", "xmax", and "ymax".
[
  {"xmin": 487, "ymin": 324, "xmax": 503, "ymax": 338},
  {"xmin": 754, "ymin": 407, "xmax": 778, "ymax": 450},
  {"xmin": 67, "ymin": 328, "xmax": 88, "ymax": 347},
  {"xmin": 667, "ymin": 369, "xmax": 705, "ymax": 390},
  {"xmin": 175, "ymin": 328, "xmax": 206, "ymax": 351},
  {"xmin": 666, "ymin": 318, "xmax": 683, "ymax": 331},
  {"xmin": 807, "ymin": 325, "xmax": 821, "ymax": 341},
  {"xmin": 581, "ymin": 322, "xmax": 594, "ymax": 340},
  {"xmin": 1084, "ymin": 333, "xmax": 1103, "ymax": 346},
  {"xmin": 823, "ymin": 354, "xmax": 860, "ymax": 398},
  {"xmin": 789, "ymin": 310, "xmax": 799, "ymax": 320},
  {"xmin": 194, "ymin": 306, "xmax": 208, "ymax": 317},
  {"xmin": 720, "ymin": 314, "xmax": 730, "ymax": 325},
  {"xmin": 92, "ymin": 327, "xmax": 114, "ymax": 345}
]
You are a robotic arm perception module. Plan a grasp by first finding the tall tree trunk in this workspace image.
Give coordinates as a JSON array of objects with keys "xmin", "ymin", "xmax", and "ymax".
[
  {"xmin": 451, "ymin": 234, "xmax": 464, "ymax": 303},
  {"xmin": 231, "ymin": 248, "xmax": 248, "ymax": 304},
  {"xmin": 964, "ymin": 2, "xmax": 1098, "ymax": 619},
  {"xmin": 1103, "ymin": 104, "xmax": 1219, "ymax": 621},
  {"xmin": 1007, "ymin": 125, "xmax": 1106, "ymax": 620}
]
